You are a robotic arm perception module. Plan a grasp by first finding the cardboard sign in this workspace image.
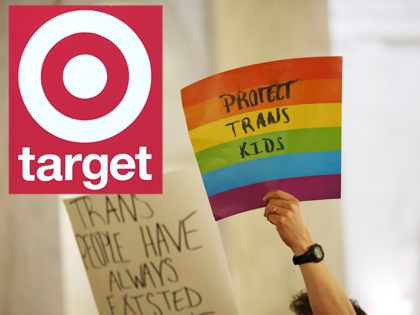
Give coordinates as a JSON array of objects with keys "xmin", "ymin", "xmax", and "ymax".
[
  {"xmin": 181, "ymin": 57, "xmax": 342, "ymax": 220},
  {"xmin": 63, "ymin": 166, "xmax": 239, "ymax": 315},
  {"xmin": 9, "ymin": 6, "xmax": 162, "ymax": 194}
]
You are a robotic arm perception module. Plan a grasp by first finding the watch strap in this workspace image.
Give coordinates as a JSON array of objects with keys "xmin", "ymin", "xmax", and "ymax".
[
  {"xmin": 293, "ymin": 250, "xmax": 313, "ymax": 265},
  {"xmin": 292, "ymin": 243, "xmax": 324, "ymax": 265}
]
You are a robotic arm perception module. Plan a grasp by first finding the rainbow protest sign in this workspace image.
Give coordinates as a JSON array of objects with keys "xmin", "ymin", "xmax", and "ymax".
[{"xmin": 181, "ymin": 57, "xmax": 342, "ymax": 220}]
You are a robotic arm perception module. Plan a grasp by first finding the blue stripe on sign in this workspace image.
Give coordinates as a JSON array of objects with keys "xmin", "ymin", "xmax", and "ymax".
[{"xmin": 202, "ymin": 151, "xmax": 341, "ymax": 197}]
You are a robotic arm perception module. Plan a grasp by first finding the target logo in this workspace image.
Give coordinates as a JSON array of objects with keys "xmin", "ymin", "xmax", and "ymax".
[{"xmin": 9, "ymin": 6, "xmax": 162, "ymax": 194}]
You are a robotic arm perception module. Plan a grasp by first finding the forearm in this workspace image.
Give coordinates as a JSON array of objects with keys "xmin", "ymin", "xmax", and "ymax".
[
  {"xmin": 262, "ymin": 190, "xmax": 357, "ymax": 315},
  {"xmin": 298, "ymin": 260, "xmax": 356, "ymax": 315}
]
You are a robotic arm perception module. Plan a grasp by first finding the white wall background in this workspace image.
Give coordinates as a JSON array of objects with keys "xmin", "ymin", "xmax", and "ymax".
[{"xmin": 329, "ymin": 1, "xmax": 420, "ymax": 314}]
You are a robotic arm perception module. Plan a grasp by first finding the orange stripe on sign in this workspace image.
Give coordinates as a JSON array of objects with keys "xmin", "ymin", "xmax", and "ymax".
[
  {"xmin": 181, "ymin": 57, "xmax": 342, "ymax": 109},
  {"xmin": 184, "ymin": 79, "xmax": 342, "ymax": 131}
]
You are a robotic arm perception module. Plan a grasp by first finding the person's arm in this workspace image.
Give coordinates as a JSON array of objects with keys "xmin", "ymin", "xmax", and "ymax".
[{"xmin": 262, "ymin": 190, "xmax": 356, "ymax": 315}]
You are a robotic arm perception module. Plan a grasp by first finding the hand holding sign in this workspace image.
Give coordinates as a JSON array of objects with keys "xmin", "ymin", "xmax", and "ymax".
[{"xmin": 263, "ymin": 189, "xmax": 314, "ymax": 256}]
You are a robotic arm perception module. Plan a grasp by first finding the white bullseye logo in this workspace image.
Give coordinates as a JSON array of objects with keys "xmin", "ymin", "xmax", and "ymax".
[
  {"xmin": 18, "ymin": 10, "xmax": 151, "ymax": 143},
  {"xmin": 63, "ymin": 54, "xmax": 108, "ymax": 99}
]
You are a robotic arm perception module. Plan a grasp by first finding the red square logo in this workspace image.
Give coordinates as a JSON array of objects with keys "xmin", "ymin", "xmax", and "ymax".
[{"xmin": 9, "ymin": 6, "xmax": 162, "ymax": 194}]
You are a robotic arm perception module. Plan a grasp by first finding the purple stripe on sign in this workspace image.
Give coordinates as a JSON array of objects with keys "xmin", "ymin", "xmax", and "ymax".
[{"xmin": 209, "ymin": 174, "xmax": 341, "ymax": 221}]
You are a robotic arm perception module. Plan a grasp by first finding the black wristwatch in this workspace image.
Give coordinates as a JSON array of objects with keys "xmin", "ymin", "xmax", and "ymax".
[{"xmin": 293, "ymin": 243, "xmax": 324, "ymax": 265}]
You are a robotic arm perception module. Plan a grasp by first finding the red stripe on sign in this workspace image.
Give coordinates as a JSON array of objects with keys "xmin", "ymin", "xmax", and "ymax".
[{"xmin": 181, "ymin": 57, "xmax": 342, "ymax": 109}]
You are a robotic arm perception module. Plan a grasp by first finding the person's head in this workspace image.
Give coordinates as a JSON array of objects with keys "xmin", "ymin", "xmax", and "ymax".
[{"xmin": 290, "ymin": 290, "xmax": 367, "ymax": 315}]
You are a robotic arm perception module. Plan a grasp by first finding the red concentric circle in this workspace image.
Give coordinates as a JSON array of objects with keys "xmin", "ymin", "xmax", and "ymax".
[{"xmin": 41, "ymin": 32, "xmax": 129, "ymax": 120}]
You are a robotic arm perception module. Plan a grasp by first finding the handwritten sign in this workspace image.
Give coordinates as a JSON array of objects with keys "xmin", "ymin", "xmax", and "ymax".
[
  {"xmin": 63, "ymin": 166, "xmax": 238, "ymax": 315},
  {"xmin": 181, "ymin": 57, "xmax": 342, "ymax": 220}
]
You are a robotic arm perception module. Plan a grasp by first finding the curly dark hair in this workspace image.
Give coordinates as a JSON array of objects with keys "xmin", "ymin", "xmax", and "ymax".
[{"xmin": 290, "ymin": 290, "xmax": 367, "ymax": 315}]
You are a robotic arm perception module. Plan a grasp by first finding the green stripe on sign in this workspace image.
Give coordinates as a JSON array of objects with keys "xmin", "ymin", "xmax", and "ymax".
[{"xmin": 195, "ymin": 127, "xmax": 341, "ymax": 174}]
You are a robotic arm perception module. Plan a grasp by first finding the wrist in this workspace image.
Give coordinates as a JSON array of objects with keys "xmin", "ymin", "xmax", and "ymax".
[
  {"xmin": 291, "ymin": 239, "xmax": 315, "ymax": 256},
  {"xmin": 292, "ymin": 243, "xmax": 325, "ymax": 265}
]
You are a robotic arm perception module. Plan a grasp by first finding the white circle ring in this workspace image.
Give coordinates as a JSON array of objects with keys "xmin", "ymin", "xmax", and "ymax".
[{"xmin": 18, "ymin": 10, "xmax": 151, "ymax": 143}]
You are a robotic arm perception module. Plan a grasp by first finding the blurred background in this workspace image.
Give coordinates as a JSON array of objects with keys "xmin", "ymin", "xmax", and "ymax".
[{"xmin": 1, "ymin": 0, "xmax": 420, "ymax": 314}]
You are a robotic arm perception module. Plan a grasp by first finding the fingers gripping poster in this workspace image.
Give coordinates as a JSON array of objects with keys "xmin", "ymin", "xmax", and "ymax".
[
  {"xmin": 181, "ymin": 57, "xmax": 342, "ymax": 220},
  {"xmin": 63, "ymin": 166, "xmax": 239, "ymax": 315}
]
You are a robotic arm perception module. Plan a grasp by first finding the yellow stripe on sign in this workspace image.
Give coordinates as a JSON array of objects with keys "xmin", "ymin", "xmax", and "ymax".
[{"xmin": 189, "ymin": 103, "xmax": 341, "ymax": 153}]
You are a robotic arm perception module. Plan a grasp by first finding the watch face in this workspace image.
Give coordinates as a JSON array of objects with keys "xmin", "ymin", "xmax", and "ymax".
[{"xmin": 313, "ymin": 246, "xmax": 323, "ymax": 259}]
